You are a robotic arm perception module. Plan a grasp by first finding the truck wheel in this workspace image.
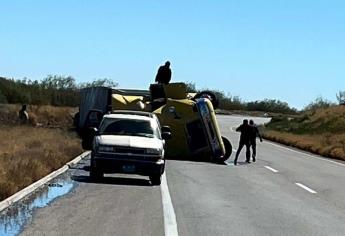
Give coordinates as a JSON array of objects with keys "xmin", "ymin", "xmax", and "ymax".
[
  {"xmin": 194, "ymin": 91, "xmax": 219, "ymax": 109},
  {"xmin": 217, "ymin": 136, "xmax": 232, "ymax": 163},
  {"xmin": 150, "ymin": 174, "xmax": 162, "ymax": 185}
]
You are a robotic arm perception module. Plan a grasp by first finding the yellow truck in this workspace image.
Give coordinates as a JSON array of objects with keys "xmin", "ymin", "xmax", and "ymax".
[{"xmin": 77, "ymin": 82, "xmax": 232, "ymax": 163}]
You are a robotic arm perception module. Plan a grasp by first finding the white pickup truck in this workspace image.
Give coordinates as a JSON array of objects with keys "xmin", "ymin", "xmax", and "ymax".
[{"xmin": 90, "ymin": 111, "xmax": 171, "ymax": 185}]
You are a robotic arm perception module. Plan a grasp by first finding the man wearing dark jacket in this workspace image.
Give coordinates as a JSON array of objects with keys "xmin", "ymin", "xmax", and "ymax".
[
  {"xmin": 249, "ymin": 119, "xmax": 263, "ymax": 162},
  {"xmin": 234, "ymin": 119, "xmax": 252, "ymax": 165},
  {"xmin": 155, "ymin": 61, "xmax": 172, "ymax": 84}
]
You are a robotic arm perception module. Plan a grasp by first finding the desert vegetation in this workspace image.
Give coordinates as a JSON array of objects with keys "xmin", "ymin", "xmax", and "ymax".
[
  {"xmin": 263, "ymin": 104, "xmax": 345, "ymax": 161},
  {"xmin": 0, "ymin": 75, "xmax": 118, "ymax": 106},
  {"xmin": 0, "ymin": 125, "xmax": 82, "ymax": 200},
  {"xmin": 186, "ymin": 82, "xmax": 298, "ymax": 114},
  {"xmin": 0, "ymin": 75, "xmax": 119, "ymax": 201},
  {"xmin": 0, "ymin": 103, "xmax": 83, "ymax": 200}
]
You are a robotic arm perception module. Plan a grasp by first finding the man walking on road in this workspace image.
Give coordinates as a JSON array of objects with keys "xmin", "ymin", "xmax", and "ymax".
[
  {"xmin": 249, "ymin": 119, "xmax": 263, "ymax": 162},
  {"xmin": 234, "ymin": 119, "xmax": 251, "ymax": 165}
]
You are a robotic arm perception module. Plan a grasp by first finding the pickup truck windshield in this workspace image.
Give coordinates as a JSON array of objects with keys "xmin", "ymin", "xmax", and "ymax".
[{"xmin": 99, "ymin": 118, "xmax": 157, "ymax": 138}]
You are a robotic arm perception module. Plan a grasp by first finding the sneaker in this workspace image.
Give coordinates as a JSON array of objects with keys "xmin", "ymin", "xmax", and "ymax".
[{"xmin": 253, "ymin": 157, "xmax": 256, "ymax": 162}]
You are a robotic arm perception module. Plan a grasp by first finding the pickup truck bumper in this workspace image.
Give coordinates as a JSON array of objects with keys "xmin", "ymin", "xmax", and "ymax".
[{"xmin": 92, "ymin": 153, "xmax": 165, "ymax": 176}]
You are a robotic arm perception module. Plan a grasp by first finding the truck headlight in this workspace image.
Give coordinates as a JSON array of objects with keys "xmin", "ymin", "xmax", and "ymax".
[
  {"xmin": 146, "ymin": 148, "xmax": 161, "ymax": 155},
  {"xmin": 98, "ymin": 145, "xmax": 114, "ymax": 152}
]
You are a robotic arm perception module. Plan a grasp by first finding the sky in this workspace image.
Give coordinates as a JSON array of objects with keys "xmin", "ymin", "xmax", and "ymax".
[{"xmin": 0, "ymin": 0, "xmax": 344, "ymax": 109}]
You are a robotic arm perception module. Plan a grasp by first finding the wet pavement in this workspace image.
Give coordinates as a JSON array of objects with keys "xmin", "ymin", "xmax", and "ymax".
[{"xmin": 0, "ymin": 171, "xmax": 77, "ymax": 236}]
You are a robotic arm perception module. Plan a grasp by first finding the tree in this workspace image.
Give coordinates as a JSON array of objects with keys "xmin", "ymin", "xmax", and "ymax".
[
  {"xmin": 336, "ymin": 91, "xmax": 345, "ymax": 105},
  {"xmin": 303, "ymin": 96, "xmax": 335, "ymax": 111},
  {"xmin": 185, "ymin": 82, "xmax": 197, "ymax": 93},
  {"xmin": 80, "ymin": 78, "xmax": 118, "ymax": 88},
  {"xmin": 41, "ymin": 75, "xmax": 77, "ymax": 90}
]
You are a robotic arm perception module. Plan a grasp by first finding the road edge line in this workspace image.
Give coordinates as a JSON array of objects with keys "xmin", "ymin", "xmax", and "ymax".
[
  {"xmin": 161, "ymin": 171, "xmax": 178, "ymax": 236},
  {"xmin": 265, "ymin": 140, "xmax": 345, "ymax": 167},
  {"xmin": 0, "ymin": 151, "xmax": 90, "ymax": 212}
]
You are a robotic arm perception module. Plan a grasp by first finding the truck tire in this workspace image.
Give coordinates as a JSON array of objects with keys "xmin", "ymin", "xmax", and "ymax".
[
  {"xmin": 194, "ymin": 91, "xmax": 219, "ymax": 109},
  {"xmin": 222, "ymin": 136, "xmax": 232, "ymax": 161},
  {"xmin": 215, "ymin": 136, "xmax": 232, "ymax": 163},
  {"xmin": 150, "ymin": 174, "xmax": 162, "ymax": 185}
]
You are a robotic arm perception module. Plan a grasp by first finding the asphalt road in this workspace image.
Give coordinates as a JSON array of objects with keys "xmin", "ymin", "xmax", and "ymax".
[{"xmin": 20, "ymin": 115, "xmax": 345, "ymax": 236}]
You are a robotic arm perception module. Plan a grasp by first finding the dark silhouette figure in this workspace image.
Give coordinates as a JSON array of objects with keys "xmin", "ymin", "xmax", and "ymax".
[
  {"xmin": 18, "ymin": 104, "xmax": 29, "ymax": 124},
  {"xmin": 234, "ymin": 119, "xmax": 252, "ymax": 165},
  {"xmin": 249, "ymin": 119, "xmax": 263, "ymax": 162},
  {"xmin": 155, "ymin": 61, "xmax": 172, "ymax": 84}
]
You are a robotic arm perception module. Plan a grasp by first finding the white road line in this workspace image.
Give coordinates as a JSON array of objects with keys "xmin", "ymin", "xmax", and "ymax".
[
  {"xmin": 161, "ymin": 172, "xmax": 178, "ymax": 236},
  {"xmin": 265, "ymin": 140, "xmax": 345, "ymax": 168},
  {"xmin": 295, "ymin": 183, "xmax": 317, "ymax": 194},
  {"xmin": 264, "ymin": 166, "xmax": 279, "ymax": 173}
]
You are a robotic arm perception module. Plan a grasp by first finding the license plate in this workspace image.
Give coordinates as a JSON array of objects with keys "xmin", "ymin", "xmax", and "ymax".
[{"xmin": 122, "ymin": 165, "xmax": 136, "ymax": 173}]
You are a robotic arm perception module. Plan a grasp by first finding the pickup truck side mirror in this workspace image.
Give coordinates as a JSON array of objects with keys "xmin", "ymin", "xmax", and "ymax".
[
  {"xmin": 161, "ymin": 126, "xmax": 171, "ymax": 133},
  {"xmin": 91, "ymin": 127, "xmax": 99, "ymax": 135},
  {"xmin": 162, "ymin": 131, "xmax": 172, "ymax": 140}
]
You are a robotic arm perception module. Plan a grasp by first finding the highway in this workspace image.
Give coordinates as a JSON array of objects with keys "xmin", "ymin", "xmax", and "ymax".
[{"xmin": 20, "ymin": 115, "xmax": 345, "ymax": 236}]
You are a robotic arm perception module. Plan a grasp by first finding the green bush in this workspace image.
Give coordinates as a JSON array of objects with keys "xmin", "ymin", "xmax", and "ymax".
[{"xmin": 0, "ymin": 76, "xmax": 118, "ymax": 107}]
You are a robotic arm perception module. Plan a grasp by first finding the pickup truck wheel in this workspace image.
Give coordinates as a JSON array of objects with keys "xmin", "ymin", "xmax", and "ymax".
[
  {"xmin": 150, "ymin": 174, "xmax": 162, "ymax": 185},
  {"xmin": 90, "ymin": 167, "xmax": 103, "ymax": 180}
]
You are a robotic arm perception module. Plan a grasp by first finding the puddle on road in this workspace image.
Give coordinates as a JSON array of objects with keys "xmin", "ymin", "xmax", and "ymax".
[{"xmin": 0, "ymin": 173, "xmax": 76, "ymax": 236}]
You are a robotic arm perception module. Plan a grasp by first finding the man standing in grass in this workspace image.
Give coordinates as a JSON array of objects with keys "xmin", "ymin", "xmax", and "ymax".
[
  {"xmin": 18, "ymin": 104, "xmax": 29, "ymax": 124},
  {"xmin": 249, "ymin": 119, "xmax": 263, "ymax": 162},
  {"xmin": 234, "ymin": 119, "xmax": 251, "ymax": 165}
]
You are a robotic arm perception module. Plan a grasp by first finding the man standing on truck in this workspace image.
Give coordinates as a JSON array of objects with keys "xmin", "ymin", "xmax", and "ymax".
[
  {"xmin": 155, "ymin": 61, "xmax": 172, "ymax": 84},
  {"xmin": 233, "ymin": 119, "xmax": 251, "ymax": 165},
  {"xmin": 249, "ymin": 119, "xmax": 263, "ymax": 162}
]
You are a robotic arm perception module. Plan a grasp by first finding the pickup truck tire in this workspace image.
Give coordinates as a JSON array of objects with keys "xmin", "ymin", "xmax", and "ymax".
[
  {"xmin": 150, "ymin": 174, "xmax": 162, "ymax": 185},
  {"xmin": 90, "ymin": 152, "xmax": 103, "ymax": 180},
  {"xmin": 90, "ymin": 167, "xmax": 103, "ymax": 180}
]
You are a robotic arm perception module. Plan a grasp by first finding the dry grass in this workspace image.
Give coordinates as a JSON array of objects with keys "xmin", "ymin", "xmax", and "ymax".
[
  {"xmin": 0, "ymin": 104, "xmax": 77, "ymax": 128},
  {"xmin": 0, "ymin": 125, "xmax": 82, "ymax": 200},
  {"xmin": 263, "ymin": 130, "xmax": 345, "ymax": 161},
  {"xmin": 262, "ymin": 105, "xmax": 345, "ymax": 161}
]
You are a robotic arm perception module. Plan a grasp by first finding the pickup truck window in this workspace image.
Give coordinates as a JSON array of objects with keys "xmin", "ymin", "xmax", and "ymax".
[{"xmin": 99, "ymin": 118, "xmax": 157, "ymax": 138}]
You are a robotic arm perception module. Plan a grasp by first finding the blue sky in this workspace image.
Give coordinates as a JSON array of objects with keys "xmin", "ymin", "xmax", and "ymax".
[{"xmin": 0, "ymin": 1, "xmax": 344, "ymax": 109}]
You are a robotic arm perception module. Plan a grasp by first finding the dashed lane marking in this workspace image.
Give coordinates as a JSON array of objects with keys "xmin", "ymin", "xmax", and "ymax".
[
  {"xmin": 161, "ymin": 172, "xmax": 178, "ymax": 236},
  {"xmin": 264, "ymin": 166, "xmax": 279, "ymax": 173},
  {"xmin": 295, "ymin": 183, "xmax": 317, "ymax": 194}
]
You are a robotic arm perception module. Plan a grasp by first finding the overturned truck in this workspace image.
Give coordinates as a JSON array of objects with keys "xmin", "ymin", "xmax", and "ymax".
[{"xmin": 76, "ymin": 82, "xmax": 232, "ymax": 162}]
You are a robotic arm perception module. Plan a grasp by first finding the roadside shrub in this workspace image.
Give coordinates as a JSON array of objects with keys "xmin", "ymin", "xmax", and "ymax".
[{"xmin": 303, "ymin": 96, "xmax": 336, "ymax": 112}]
